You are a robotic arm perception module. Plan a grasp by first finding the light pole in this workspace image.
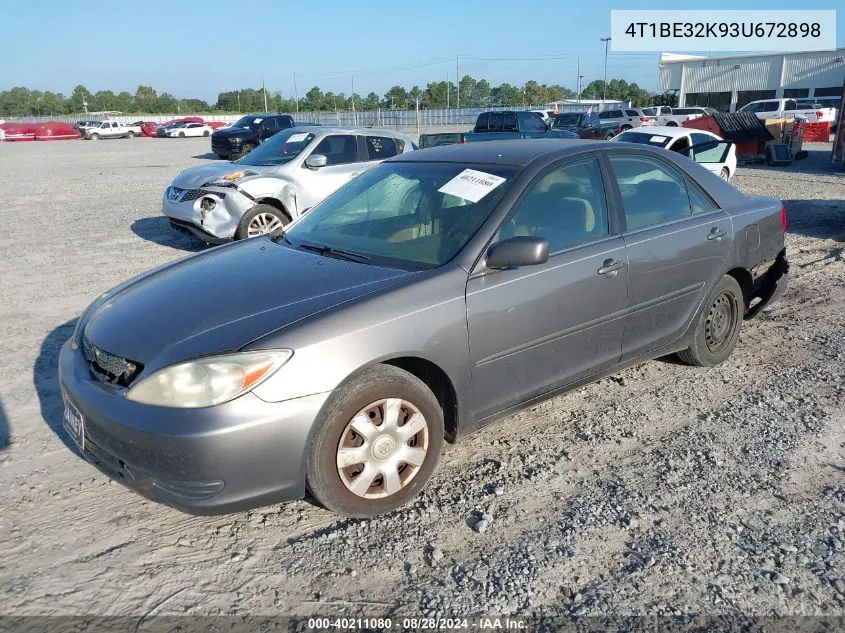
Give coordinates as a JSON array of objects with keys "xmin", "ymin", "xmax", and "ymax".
[{"xmin": 600, "ymin": 37, "xmax": 612, "ymax": 103}]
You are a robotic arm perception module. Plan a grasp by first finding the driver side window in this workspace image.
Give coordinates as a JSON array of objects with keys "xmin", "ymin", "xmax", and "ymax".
[
  {"xmin": 312, "ymin": 135, "xmax": 358, "ymax": 166},
  {"xmin": 499, "ymin": 157, "xmax": 609, "ymax": 253}
]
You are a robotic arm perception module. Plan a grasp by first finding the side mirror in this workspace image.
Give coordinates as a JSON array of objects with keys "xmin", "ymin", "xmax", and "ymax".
[
  {"xmin": 305, "ymin": 154, "xmax": 327, "ymax": 169},
  {"xmin": 486, "ymin": 236, "xmax": 549, "ymax": 270}
]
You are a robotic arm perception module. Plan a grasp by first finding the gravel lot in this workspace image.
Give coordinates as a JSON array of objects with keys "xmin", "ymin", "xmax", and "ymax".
[{"xmin": 1, "ymin": 138, "xmax": 844, "ymax": 624}]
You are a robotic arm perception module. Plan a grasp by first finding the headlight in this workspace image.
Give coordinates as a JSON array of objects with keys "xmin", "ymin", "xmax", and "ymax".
[
  {"xmin": 125, "ymin": 350, "xmax": 292, "ymax": 408},
  {"xmin": 71, "ymin": 291, "xmax": 112, "ymax": 349}
]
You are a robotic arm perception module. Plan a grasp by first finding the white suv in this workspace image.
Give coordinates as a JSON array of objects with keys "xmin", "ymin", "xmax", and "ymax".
[{"xmin": 598, "ymin": 107, "xmax": 656, "ymax": 130}]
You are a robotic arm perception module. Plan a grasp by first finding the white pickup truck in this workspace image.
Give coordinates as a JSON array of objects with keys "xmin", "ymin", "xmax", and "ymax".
[
  {"xmin": 738, "ymin": 98, "xmax": 836, "ymax": 123},
  {"xmin": 83, "ymin": 120, "xmax": 141, "ymax": 140},
  {"xmin": 654, "ymin": 106, "xmax": 717, "ymax": 127}
]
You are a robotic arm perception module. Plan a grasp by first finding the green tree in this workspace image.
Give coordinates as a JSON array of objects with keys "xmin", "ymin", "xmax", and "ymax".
[{"xmin": 383, "ymin": 85, "xmax": 407, "ymax": 109}]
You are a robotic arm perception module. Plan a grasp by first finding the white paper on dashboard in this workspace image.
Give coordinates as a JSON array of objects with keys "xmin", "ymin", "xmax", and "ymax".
[
  {"xmin": 287, "ymin": 132, "xmax": 310, "ymax": 143},
  {"xmin": 437, "ymin": 169, "xmax": 506, "ymax": 203}
]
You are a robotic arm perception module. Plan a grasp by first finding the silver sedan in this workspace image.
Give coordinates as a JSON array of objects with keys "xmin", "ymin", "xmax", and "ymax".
[{"xmin": 162, "ymin": 126, "xmax": 417, "ymax": 243}]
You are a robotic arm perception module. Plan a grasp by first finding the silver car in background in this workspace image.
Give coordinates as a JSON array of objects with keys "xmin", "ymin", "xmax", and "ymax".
[{"xmin": 162, "ymin": 127, "xmax": 417, "ymax": 243}]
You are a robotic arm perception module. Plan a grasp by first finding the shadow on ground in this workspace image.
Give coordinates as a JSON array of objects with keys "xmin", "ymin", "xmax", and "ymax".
[
  {"xmin": 192, "ymin": 152, "xmax": 225, "ymax": 161},
  {"xmin": 783, "ymin": 198, "xmax": 845, "ymax": 242},
  {"xmin": 738, "ymin": 146, "xmax": 842, "ymax": 178},
  {"xmin": 34, "ymin": 319, "xmax": 84, "ymax": 458},
  {"xmin": 130, "ymin": 216, "xmax": 206, "ymax": 252},
  {"xmin": 0, "ymin": 397, "xmax": 9, "ymax": 450}
]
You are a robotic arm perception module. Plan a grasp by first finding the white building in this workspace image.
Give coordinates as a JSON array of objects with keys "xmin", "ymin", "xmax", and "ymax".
[{"xmin": 658, "ymin": 48, "xmax": 845, "ymax": 111}]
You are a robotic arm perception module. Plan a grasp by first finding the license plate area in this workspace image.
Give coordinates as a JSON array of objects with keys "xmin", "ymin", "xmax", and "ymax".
[{"xmin": 62, "ymin": 391, "xmax": 85, "ymax": 451}]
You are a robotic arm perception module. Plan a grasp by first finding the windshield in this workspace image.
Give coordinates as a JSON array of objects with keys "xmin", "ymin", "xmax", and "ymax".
[
  {"xmin": 282, "ymin": 162, "xmax": 519, "ymax": 269},
  {"xmin": 613, "ymin": 131, "xmax": 672, "ymax": 147},
  {"xmin": 549, "ymin": 114, "xmax": 582, "ymax": 128},
  {"xmin": 232, "ymin": 116, "xmax": 259, "ymax": 129},
  {"xmin": 237, "ymin": 128, "xmax": 316, "ymax": 166}
]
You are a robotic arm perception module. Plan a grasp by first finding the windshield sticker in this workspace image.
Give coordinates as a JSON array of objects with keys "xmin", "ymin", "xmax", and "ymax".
[
  {"xmin": 253, "ymin": 118, "xmax": 263, "ymax": 124},
  {"xmin": 650, "ymin": 135, "xmax": 669, "ymax": 143},
  {"xmin": 286, "ymin": 132, "xmax": 310, "ymax": 143},
  {"xmin": 437, "ymin": 169, "xmax": 506, "ymax": 203}
]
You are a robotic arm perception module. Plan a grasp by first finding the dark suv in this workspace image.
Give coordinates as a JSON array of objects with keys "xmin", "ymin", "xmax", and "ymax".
[{"xmin": 211, "ymin": 114, "xmax": 295, "ymax": 159}]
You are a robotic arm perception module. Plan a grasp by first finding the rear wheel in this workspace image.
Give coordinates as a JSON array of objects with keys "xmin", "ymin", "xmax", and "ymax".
[
  {"xmin": 720, "ymin": 167, "xmax": 730, "ymax": 181},
  {"xmin": 126, "ymin": 131, "xmax": 135, "ymax": 139},
  {"xmin": 235, "ymin": 204, "xmax": 290, "ymax": 239},
  {"xmin": 203, "ymin": 130, "xmax": 210, "ymax": 137},
  {"xmin": 677, "ymin": 275, "xmax": 744, "ymax": 367},
  {"xmin": 90, "ymin": 133, "xmax": 100, "ymax": 140},
  {"xmin": 603, "ymin": 129, "xmax": 616, "ymax": 139},
  {"xmin": 621, "ymin": 124, "xmax": 632, "ymax": 131},
  {"xmin": 306, "ymin": 364, "xmax": 444, "ymax": 517},
  {"xmin": 178, "ymin": 131, "xmax": 185, "ymax": 138},
  {"xmin": 666, "ymin": 121, "xmax": 678, "ymax": 127}
]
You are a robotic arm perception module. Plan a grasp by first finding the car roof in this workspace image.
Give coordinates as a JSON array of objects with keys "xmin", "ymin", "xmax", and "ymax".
[
  {"xmin": 393, "ymin": 139, "xmax": 613, "ymax": 166},
  {"xmin": 618, "ymin": 126, "xmax": 714, "ymax": 138},
  {"xmin": 288, "ymin": 125, "xmax": 413, "ymax": 138}
]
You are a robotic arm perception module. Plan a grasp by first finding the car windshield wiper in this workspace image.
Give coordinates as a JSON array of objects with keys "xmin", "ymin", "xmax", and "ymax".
[{"xmin": 296, "ymin": 241, "xmax": 370, "ymax": 262}]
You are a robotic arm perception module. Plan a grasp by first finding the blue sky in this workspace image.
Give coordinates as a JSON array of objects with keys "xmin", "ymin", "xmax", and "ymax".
[{"xmin": 0, "ymin": 0, "xmax": 841, "ymax": 102}]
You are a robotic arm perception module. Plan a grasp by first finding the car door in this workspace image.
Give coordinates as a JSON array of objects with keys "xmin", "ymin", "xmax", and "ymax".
[
  {"xmin": 257, "ymin": 117, "xmax": 278, "ymax": 143},
  {"xmin": 358, "ymin": 135, "xmax": 400, "ymax": 173},
  {"xmin": 295, "ymin": 134, "xmax": 363, "ymax": 210},
  {"xmin": 465, "ymin": 154, "xmax": 628, "ymax": 419},
  {"xmin": 606, "ymin": 152, "xmax": 732, "ymax": 361},
  {"xmin": 688, "ymin": 134, "xmax": 732, "ymax": 176}
]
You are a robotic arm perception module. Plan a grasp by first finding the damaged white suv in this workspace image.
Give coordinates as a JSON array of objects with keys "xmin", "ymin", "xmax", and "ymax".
[{"xmin": 162, "ymin": 126, "xmax": 417, "ymax": 243}]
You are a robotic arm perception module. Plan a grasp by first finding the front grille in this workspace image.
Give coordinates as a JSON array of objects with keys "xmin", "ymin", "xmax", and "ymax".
[
  {"xmin": 182, "ymin": 188, "xmax": 213, "ymax": 202},
  {"xmin": 82, "ymin": 335, "xmax": 142, "ymax": 386}
]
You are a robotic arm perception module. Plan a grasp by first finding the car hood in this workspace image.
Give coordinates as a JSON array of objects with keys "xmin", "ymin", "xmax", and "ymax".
[
  {"xmin": 169, "ymin": 162, "xmax": 276, "ymax": 188},
  {"xmin": 83, "ymin": 238, "xmax": 413, "ymax": 373},
  {"xmin": 212, "ymin": 127, "xmax": 251, "ymax": 139}
]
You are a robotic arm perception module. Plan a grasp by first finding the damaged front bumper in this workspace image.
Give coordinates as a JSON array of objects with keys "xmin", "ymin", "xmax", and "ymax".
[
  {"xmin": 161, "ymin": 185, "xmax": 254, "ymax": 242},
  {"xmin": 745, "ymin": 249, "xmax": 789, "ymax": 319}
]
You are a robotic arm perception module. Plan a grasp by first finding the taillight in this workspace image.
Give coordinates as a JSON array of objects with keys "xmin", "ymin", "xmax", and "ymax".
[
  {"xmin": 640, "ymin": 117, "xmax": 648, "ymax": 122},
  {"xmin": 459, "ymin": 137, "xmax": 467, "ymax": 144},
  {"xmin": 780, "ymin": 204, "xmax": 787, "ymax": 233}
]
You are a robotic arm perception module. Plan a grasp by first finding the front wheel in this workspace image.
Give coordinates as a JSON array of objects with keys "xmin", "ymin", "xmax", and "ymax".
[
  {"xmin": 203, "ymin": 130, "xmax": 210, "ymax": 137},
  {"xmin": 235, "ymin": 204, "xmax": 290, "ymax": 239},
  {"xmin": 677, "ymin": 275, "xmax": 744, "ymax": 367},
  {"xmin": 621, "ymin": 124, "xmax": 632, "ymax": 131},
  {"xmin": 306, "ymin": 364, "xmax": 444, "ymax": 517},
  {"xmin": 90, "ymin": 133, "xmax": 100, "ymax": 140},
  {"xmin": 666, "ymin": 121, "xmax": 678, "ymax": 127},
  {"xmin": 720, "ymin": 167, "xmax": 730, "ymax": 181},
  {"xmin": 178, "ymin": 131, "xmax": 185, "ymax": 138},
  {"xmin": 242, "ymin": 142, "xmax": 256, "ymax": 155},
  {"xmin": 125, "ymin": 131, "xmax": 135, "ymax": 139}
]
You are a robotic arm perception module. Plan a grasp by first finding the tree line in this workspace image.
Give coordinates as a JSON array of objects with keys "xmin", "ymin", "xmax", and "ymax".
[{"xmin": 1, "ymin": 76, "xmax": 655, "ymax": 117}]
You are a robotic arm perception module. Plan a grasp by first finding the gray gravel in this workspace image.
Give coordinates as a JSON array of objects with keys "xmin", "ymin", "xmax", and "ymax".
[{"xmin": 0, "ymin": 138, "xmax": 843, "ymax": 620}]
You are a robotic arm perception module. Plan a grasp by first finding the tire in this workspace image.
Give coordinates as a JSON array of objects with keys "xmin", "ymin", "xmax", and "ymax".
[
  {"xmin": 677, "ymin": 275, "xmax": 744, "ymax": 367},
  {"xmin": 90, "ymin": 133, "xmax": 100, "ymax": 140},
  {"xmin": 666, "ymin": 121, "xmax": 678, "ymax": 127},
  {"xmin": 621, "ymin": 124, "xmax": 632, "ymax": 131},
  {"xmin": 242, "ymin": 142, "xmax": 256, "ymax": 155},
  {"xmin": 306, "ymin": 364, "xmax": 445, "ymax": 517},
  {"xmin": 235, "ymin": 204, "xmax": 291, "ymax": 239},
  {"xmin": 720, "ymin": 167, "xmax": 730, "ymax": 181},
  {"xmin": 126, "ymin": 131, "xmax": 135, "ymax": 139},
  {"xmin": 215, "ymin": 153, "xmax": 229, "ymax": 160},
  {"xmin": 178, "ymin": 131, "xmax": 185, "ymax": 138},
  {"xmin": 603, "ymin": 129, "xmax": 616, "ymax": 140},
  {"xmin": 203, "ymin": 130, "xmax": 210, "ymax": 137}
]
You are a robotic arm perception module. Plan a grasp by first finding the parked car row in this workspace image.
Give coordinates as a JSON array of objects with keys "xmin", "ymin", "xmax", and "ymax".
[{"xmin": 62, "ymin": 131, "xmax": 789, "ymax": 518}]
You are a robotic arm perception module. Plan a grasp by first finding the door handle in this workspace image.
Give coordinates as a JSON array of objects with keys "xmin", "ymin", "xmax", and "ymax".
[
  {"xmin": 597, "ymin": 259, "xmax": 625, "ymax": 277},
  {"xmin": 707, "ymin": 227, "xmax": 727, "ymax": 241}
]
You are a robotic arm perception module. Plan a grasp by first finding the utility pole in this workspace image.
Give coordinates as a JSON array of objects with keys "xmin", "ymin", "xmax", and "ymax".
[
  {"xmin": 236, "ymin": 92, "xmax": 240, "ymax": 112},
  {"xmin": 446, "ymin": 72, "xmax": 450, "ymax": 109},
  {"xmin": 456, "ymin": 56, "xmax": 460, "ymax": 109},
  {"xmin": 351, "ymin": 76, "xmax": 356, "ymax": 125},
  {"xmin": 293, "ymin": 72, "xmax": 299, "ymax": 113},
  {"xmin": 262, "ymin": 75, "xmax": 268, "ymax": 112},
  {"xmin": 600, "ymin": 37, "xmax": 612, "ymax": 104},
  {"xmin": 576, "ymin": 57, "xmax": 581, "ymax": 103}
]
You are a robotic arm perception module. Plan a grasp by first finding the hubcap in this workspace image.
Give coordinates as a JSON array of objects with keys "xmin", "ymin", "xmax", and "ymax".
[
  {"xmin": 336, "ymin": 398, "xmax": 429, "ymax": 499},
  {"xmin": 247, "ymin": 212, "xmax": 284, "ymax": 237},
  {"xmin": 705, "ymin": 293, "xmax": 735, "ymax": 352}
]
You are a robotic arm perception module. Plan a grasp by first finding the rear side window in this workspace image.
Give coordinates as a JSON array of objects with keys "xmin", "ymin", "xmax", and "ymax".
[
  {"xmin": 598, "ymin": 111, "xmax": 610, "ymax": 119},
  {"xmin": 626, "ymin": 109, "xmax": 639, "ymax": 116},
  {"xmin": 503, "ymin": 113, "xmax": 517, "ymax": 131},
  {"xmin": 686, "ymin": 179, "xmax": 718, "ymax": 215},
  {"xmin": 475, "ymin": 113, "xmax": 489, "ymax": 131},
  {"xmin": 610, "ymin": 110, "xmax": 624, "ymax": 118},
  {"xmin": 365, "ymin": 136, "xmax": 398, "ymax": 160},
  {"xmin": 609, "ymin": 154, "xmax": 692, "ymax": 231}
]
